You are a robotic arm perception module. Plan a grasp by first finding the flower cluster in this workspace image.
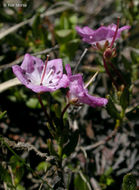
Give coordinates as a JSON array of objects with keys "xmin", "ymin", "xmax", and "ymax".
[
  {"xmin": 13, "ymin": 20, "xmax": 130, "ymax": 108},
  {"xmin": 12, "ymin": 54, "xmax": 108, "ymax": 108}
]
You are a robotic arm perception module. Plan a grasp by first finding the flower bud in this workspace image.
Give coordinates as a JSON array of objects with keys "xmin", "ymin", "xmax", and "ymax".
[{"xmin": 103, "ymin": 48, "xmax": 113, "ymax": 60}]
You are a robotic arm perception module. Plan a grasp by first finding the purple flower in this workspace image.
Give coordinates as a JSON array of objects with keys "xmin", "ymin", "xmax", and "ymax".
[
  {"xmin": 65, "ymin": 64, "xmax": 108, "ymax": 108},
  {"xmin": 76, "ymin": 23, "xmax": 130, "ymax": 46},
  {"xmin": 12, "ymin": 54, "xmax": 69, "ymax": 93}
]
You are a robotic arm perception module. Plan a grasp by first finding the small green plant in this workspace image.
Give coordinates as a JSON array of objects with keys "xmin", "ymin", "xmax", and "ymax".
[{"xmin": 122, "ymin": 173, "xmax": 137, "ymax": 190}]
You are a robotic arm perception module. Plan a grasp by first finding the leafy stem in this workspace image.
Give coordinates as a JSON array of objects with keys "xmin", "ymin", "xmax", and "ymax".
[
  {"xmin": 37, "ymin": 94, "xmax": 55, "ymax": 137},
  {"xmin": 103, "ymin": 57, "xmax": 119, "ymax": 90}
]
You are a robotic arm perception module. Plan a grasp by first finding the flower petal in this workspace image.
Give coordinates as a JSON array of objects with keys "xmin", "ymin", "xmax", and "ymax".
[
  {"xmin": 12, "ymin": 55, "xmax": 69, "ymax": 93},
  {"xmin": 67, "ymin": 70, "xmax": 108, "ymax": 108},
  {"xmin": 65, "ymin": 64, "xmax": 72, "ymax": 77},
  {"xmin": 76, "ymin": 24, "xmax": 130, "ymax": 45},
  {"xmin": 43, "ymin": 59, "xmax": 63, "ymax": 85}
]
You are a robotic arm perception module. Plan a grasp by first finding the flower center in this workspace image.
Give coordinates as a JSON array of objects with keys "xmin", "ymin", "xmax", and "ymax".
[{"xmin": 40, "ymin": 55, "xmax": 49, "ymax": 85}]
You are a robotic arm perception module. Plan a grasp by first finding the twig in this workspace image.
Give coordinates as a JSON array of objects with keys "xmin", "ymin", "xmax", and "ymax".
[
  {"xmin": 0, "ymin": 45, "xmax": 59, "ymax": 70},
  {"xmin": 0, "ymin": 136, "xmax": 53, "ymax": 189},
  {"xmin": 73, "ymin": 48, "xmax": 88, "ymax": 74},
  {"xmin": 8, "ymin": 166, "xmax": 15, "ymax": 187},
  {"xmin": 33, "ymin": 45, "xmax": 59, "ymax": 56},
  {"xmin": 3, "ymin": 182, "xmax": 8, "ymax": 190},
  {"xmin": 84, "ymin": 71, "xmax": 99, "ymax": 89},
  {"xmin": 90, "ymin": 177, "xmax": 101, "ymax": 190},
  {"xmin": 83, "ymin": 124, "xmax": 120, "ymax": 151},
  {"xmin": 0, "ymin": 136, "xmax": 54, "ymax": 161},
  {"xmin": 39, "ymin": 183, "xmax": 43, "ymax": 190},
  {"xmin": 0, "ymin": 19, "xmax": 33, "ymax": 40},
  {"xmin": 80, "ymin": 146, "xmax": 87, "ymax": 159},
  {"xmin": 0, "ymin": 4, "xmax": 75, "ymax": 40},
  {"xmin": 79, "ymin": 171, "xmax": 92, "ymax": 190},
  {"xmin": 0, "ymin": 78, "xmax": 21, "ymax": 93},
  {"xmin": 38, "ymin": 172, "xmax": 49, "ymax": 190},
  {"xmin": 84, "ymin": 140, "xmax": 105, "ymax": 151}
]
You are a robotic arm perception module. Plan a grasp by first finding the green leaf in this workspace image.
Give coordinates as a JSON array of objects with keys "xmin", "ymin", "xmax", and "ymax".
[
  {"xmin": 106, "ymin": 95, "xmax": 121, "ymax": 119},
  {"xmin": 121, "ymin": 55, "xmax": 131, "ymax": 70},
  {"xmin": 59, "ymin": 13, "xmax": 70, "ymax": 29},
  {"xmin": 64, "ymin": 39, "xmax": 80, "ymax": 58},
  {"xmin": 0, "ymin": 9, "xmax": 16, "ymax": 22},
  {"xmin": 122, "ymin": 173, "xmax": 137, "ymax": 190},
  {"xmin": 130, "ymin": 51, "xmax": 139, "ymax": 65},
  {"xmin": 37, "ymin": 161, "xmax": 51, "ymax": 172},
  {"xmin": 0, "ymin": 164, "xmax": 12, "ymax": 185},
  {"xmin": 0, "ymin": 110, "xmax": 7, "ymax": 120},
  {"xmin": 69, "ymin": 15, "xmax": 78, "ymax": 24},
  {"xmin": 100, "ymin": 168, "xmax": 114, "ymax": 189},
  {"xmin": 47, "ymin": 139, "xmax": 57, "ymax": 156},
  {"xmin": 26, "ymin": 98, "xmax": 39, "ymax": 109},
  {"xmin": 51, "ymin": 104, "xmax": 61, "ymax": 119},
  {"xmin": 40, "ymin": 27, "xmax": 48, "ymax": 46},
  {"xmin": 120, "ymin": 87, "xmax": 129, "ymax": 110},
  {"xmin": 16, "ymin": 184, "xmax": 25, "ymax": 190},
  {"xmin": 63, "ymin": 130, "xmax": 79, "ymax": 156},
  {"xmin": 74, "ymin": 173, "xmax": 89, "ymax": 190},
  {"xmin": 10, "ymin": 156, "xmax": 24, "ymax": 185},
  {"xmin": 32, "ymin": 13, "xmax": 41, "ymax": 39},
  {"xmin": 6, "ymin": 33, "xmax": 27, "ymax": 47},
  {"xmin": 56, "ymin": 29, "xmax": 72, "ymax": 38}
]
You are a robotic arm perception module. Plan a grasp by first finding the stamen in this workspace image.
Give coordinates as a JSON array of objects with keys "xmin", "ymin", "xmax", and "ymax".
[
  {"xmin": 40, "ymin": 55, "xmax": 50, "ymax": 85},
  {"xmin": 110, "ymin": 17, "xmax": 120, "ymax": 48},
  {"xmin": 85, "ymin": 71, "xmax": 99, "ymax": 89},
  {"xmin": 45, "ymin": 69, "xmax": 54, "ymax": 82}
]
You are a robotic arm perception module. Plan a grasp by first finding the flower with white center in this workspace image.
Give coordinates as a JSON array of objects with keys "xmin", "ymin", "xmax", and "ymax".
[{"xmin": 12, "ymin": 54, "xmax": 69, "ymax": 93}]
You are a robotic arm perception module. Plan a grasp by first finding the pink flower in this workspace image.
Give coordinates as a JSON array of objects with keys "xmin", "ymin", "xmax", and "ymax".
[
  {"xmin": 76, "ymin": 23, "xmax": 130, "ymax": 46},
  {"xmin": 12, "ymin": 54, "xmax": 69, "ymax": 93},
  {"xmin": 65, "ymin": 64, "xmax": 108, "ymax": 108}
]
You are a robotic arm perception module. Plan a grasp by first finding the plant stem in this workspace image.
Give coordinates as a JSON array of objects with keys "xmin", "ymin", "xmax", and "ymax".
[
  {"xmin": 37, "ymin": 94, "xmax": 55, "ymax": 137},
  {"xmin": 110, "ymin": 17, "xmax": 120, "ymax": 48},
  {"xmin": 61, "ymin": 103, "xmax": 71, "ymax": 120},
  {"xmin": 58, "ymin": 143, "xmax": 63, "ymax": 160},
  {"xmin": 57, "ymin": 143, "xmax": 65, "ymax": 189},
  {"xmin": 73, "ymin": 48, "xmax": 88, "ymax": 74},
  {"xmin": 109, "ymin": 61, "xmax": 127, "ymax": 86},
  {"xmin": 103, "ymin": 57, "xmax": 119, "ymax": 90}
]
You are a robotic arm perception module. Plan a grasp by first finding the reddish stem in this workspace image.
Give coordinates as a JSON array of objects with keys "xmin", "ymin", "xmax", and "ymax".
[
  {"xmin": 61, "ymin": 103, "xmax": 71, "ymax": 120},
  {"xmin": 103, "ymin": 57, "xmax": 119, "ymax": 90},
  {"xmin": 109, "ymin": 61, "xmax": 127, "ymax": 86},
  {"xmin": 110, "ymin": 17, "xmax": 120, "ymax": 48}
]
